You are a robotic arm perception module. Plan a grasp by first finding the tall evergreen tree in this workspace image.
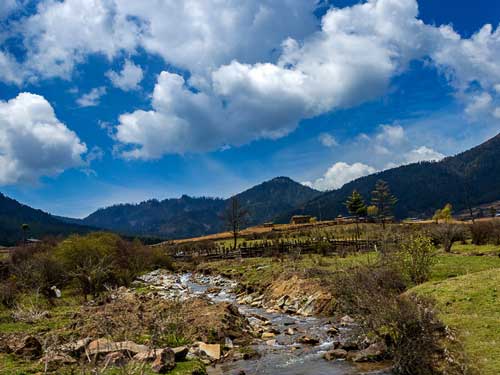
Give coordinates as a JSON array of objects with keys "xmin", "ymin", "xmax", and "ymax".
[
  {"xmin": 371, "ymin": 180, "xmax": 397, "ymax": 229},
  {"xmin": 345, "ymin": 190, "xmax": 367, "ymax": 239}
]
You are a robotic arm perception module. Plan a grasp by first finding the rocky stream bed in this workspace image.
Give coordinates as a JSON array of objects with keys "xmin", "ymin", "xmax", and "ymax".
[{"xmin": 137, "ymin": 270, "xmax": 392, "ymax": 375}]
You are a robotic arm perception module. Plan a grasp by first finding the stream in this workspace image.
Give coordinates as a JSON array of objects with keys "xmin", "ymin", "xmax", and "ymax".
[{"xmin": 138, "ymin": 271, "xmax": 392, "ymax": 375}]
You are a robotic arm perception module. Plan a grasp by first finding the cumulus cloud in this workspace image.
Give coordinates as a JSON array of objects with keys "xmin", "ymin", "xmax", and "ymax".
[
  {"xmin": 318, "ymin": 133, "xmax": 338, "ymax": 147},
  {"xmin": 465, "ymin": 92, "xmax": 493, "ymax": 116},
  {"xmin": 0, "ymin": 93, "xmax": 87, "ymax": 184},
  {"xmin": 77, "ymin": 87, "xmax": 106, "ymax": 107},
  {"xmin": 304, "ymin": 162, "xmax": 377, "ymax": 191},
  {"xmin": 2, "ymin": 0, "xmax": 500, "ymax": 158},
  {"xmin": 376, "ymin": 124, "xmax": 405, "ymax": 145},
  {"xmin": 404, "ymin": 146, "xmax": 445, "ymax": 164},
  {"xmin": 3, "ymin": 0, "xmax": 316, "ymax": 82},
  {"xmin": 106, "ymin": 60, "xmax": 143, "ymax": 91}
]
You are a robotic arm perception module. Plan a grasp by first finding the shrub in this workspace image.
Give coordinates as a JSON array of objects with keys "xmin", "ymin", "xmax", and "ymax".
[
  {"xmin": 470, "ymin": 222, "xmax": 493, "ymax": 245},
  {"xmin": 55, "ymin": 232, "xmax": 173, "ymax": 299},
  {"xmin": 330, "ymin": 262, "xmax": 471, "ymax": 375},
  {"xmin": 400, "ymin": 234, "xmax": 436, "ymax": 285},
  {"xmin": 429, "ymin": 224, "xmax": 467, "ymax": 252},
  {"xmin": 0, "ymin": 278, "xmax": 19, "ymax": 308},
  {"xmin": 373, "ymin": 295, "xmax": 446, "ymax": 375}
]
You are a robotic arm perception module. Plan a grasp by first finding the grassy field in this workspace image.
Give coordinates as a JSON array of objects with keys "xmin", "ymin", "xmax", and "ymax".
[{"xmin": 412, "ymin": 268, "xmax": 500, "ymax": 375}]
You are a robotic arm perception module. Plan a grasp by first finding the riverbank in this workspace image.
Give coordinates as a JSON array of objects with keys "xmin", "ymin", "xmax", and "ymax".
[{"xmin": 1, "ymin": 248, "xmax": 498, "ymax": 374}]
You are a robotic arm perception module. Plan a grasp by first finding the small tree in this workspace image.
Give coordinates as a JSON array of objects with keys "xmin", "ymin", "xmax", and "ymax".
[
  {"xmin": 429, "ymin": 224, "xmax": 466, "ymax": 253},
  {"xmin": 433, "ymin": 203, "xmax": 453, "ymax": 223},
  {"xmin": 221, "ymin": 197, "xmax": 248, "ymax": 250},
  {"xmin": 371, "ymin": 180, "xmax": 397, "ymax": 229},
  {"xmin": 400, "ymin": 234, "xmax": 436, "ymax": 284},
  {"xmin": 345, "ymin": 190, "xmax": 367, "ymax": 240},
  {"xmin": 367, "ymin": 205, "xmax": 378, "ymax": 219}
]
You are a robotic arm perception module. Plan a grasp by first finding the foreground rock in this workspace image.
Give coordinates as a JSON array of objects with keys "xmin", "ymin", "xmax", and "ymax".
[
  {"xmin": 348, "ymin": 342, "xmax": 387, "ymax": 362},
  {"xmin": 324, "ymin": 349, "xmax": 348, "ymax": 360},
  {"xmin": 151, "ymin": 348, "xmax": 176, "ymax": 373},
  {"xmin": 87, "ymin": 338, "xmax": 149, "ymax": 355}
]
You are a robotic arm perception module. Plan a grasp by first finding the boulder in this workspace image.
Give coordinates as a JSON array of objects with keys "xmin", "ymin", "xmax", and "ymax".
[
  {"xmin": 39, "ymin": 352, "xmax": 76, "ymax": 371},
  {"xmin": 198, "ymin": 342, "xmax": 221, "ymax": 360},
  {"xmin": 59, "ymin": 337, "xmax": 91, "ymax": 355},
  {"xmin": 323, "ymin": 349, "xmax": 348, "ymax": 361},
  {"xmin": 261, "ymin": 332, "xmax": 276, "ymax": 340},
  {"xmin": 340, "ymin": 315, "xmax": 355, "ymax": 326},
  {"xmin": 87, "ymin": 339, "xmax": 149, "ymax": 356},
  {"xmin": 151, "ymin": 348, "xmax": 175, "ymax": 373},
  {"xmin": 13, "ymin": 336, "xmax": 42, "ymax": 359},
  {"xmin": 348, "ymin": 342, "xmax": 387, "ymax": 362},
  {"xmin": 104, "ymin": 351, "xmax": 127, "ymax": 367},
  {"xmin": 172, "ymin": 346, "xmax": 189, "ymax": 361},
  {"xmin": 327, "ymin": 326, "xmax": 339, "ymax": 335},
  {"xmin": 334, "ymin": 337, "xmax": 359, "ymax": 351},
  {"xmin": 297, "ymin": 336, "xmax": 319, "ymax": 345}
]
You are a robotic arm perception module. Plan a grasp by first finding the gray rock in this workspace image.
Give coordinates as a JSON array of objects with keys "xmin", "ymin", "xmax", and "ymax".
[
  {"xmin": 323, "ymin": 349, "xmax": 348, "ymax": 361},
  {"xmin": 348, "ymin": 342, "xmax": 387, "ymax": 362}
]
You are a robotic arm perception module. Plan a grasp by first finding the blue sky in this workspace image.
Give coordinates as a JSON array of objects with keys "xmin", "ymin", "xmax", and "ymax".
[{"xmin": 1, "ymin": 0, "xmax": 500, "ymax": 217}]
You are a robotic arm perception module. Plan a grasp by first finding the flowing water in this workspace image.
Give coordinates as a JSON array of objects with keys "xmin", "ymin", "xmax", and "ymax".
[{"xmin": 138, "ymin": 271, "xmax": 392, "ymax": 375}]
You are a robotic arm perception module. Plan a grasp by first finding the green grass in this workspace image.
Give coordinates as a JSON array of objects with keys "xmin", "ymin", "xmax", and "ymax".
[
  {"xmin": 412, "ymin": 268, "xmax": 500, "ymax": 375},
  {"xmin": 450, "ymin": 241, "xmax": 500, "ymax": 256},
  {"xmin": 0, "ymin": 355, "xmax": 206, "ymax": 375},
  {"xmin": 431, "ymin": 253, "xmax": 500, "ymax": 281},
  {"xmin": 0, "ymin": 290, "xmax": 81, "ymax": 336}
]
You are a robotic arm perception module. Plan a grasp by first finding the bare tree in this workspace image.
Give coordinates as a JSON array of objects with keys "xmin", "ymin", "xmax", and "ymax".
[{"xmin": 221, "ymin": 197, "xmax": 248, "ymax": 250}]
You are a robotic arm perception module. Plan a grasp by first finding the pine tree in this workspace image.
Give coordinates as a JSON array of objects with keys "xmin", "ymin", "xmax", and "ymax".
[
  {"xmin": 345, "ymin": 190, "xmax": 367, "ymax": 239},
  {"xmin": 371, "ymin": 180, "xmax": 397, "ymax": 229}
]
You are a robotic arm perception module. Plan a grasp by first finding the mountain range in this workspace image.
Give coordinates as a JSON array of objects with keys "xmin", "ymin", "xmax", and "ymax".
[
  {"xmin": 77, "ymin": 176, "xmax": 321, "ymax": 239},
  {"xmin": 281, "ymin": 132, "xmax": 500, "ymax": 221},
  {"xmin": 1, "ymin": 133, "xmax": 500, "ymax": 245}
]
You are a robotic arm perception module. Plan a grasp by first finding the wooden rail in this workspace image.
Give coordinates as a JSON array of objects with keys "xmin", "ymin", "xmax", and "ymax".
[{"xmin": 167, "ymin": 239, "xmax": 397, "ymax": 261}]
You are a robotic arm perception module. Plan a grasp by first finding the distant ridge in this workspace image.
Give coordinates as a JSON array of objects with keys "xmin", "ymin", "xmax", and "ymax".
[
  {"xmin": 0, "ymin": 193, "xmax": 92, "ymax": 246},
  {"xmin": 76, "ymin": 176, "xmax": 320, "ymax": 239}
]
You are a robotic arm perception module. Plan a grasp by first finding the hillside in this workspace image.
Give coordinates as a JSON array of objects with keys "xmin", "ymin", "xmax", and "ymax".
[
  {"xmin": 79, "ymin": 177, "xmax": 320, "ymax": 239},
  {"xmin": 282, "ymin": 133, "xmax": 500, "ymax": 221},
  {"xmin": 0, "ymin": 193, "xmax": 92, "ymax": 246}
]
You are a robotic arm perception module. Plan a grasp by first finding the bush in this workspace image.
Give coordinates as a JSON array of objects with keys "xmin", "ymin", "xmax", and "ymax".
[
  {"xmin": 55, "ymin": 232, "xmax": 173, "ymax": 299},
  {"xmin": 470, "ymin": 220, "xmax": 500, "ymax": 245},
  {"xmin": 0, "ymin": 278, "xmax": 19, "ymax": 308},
  {"xmin": 429, "ymin": 224, "xmax": 467, "ymax": 252},
  {"xmin": 330, "ymin": 262, "xmax": 471, "ymax": 375},
  {"xmin": 374, "ymin": 295, "xmax": 446, "ymax": 375},
  {"xmin": 400, "ymin": 235, "xmax": 436, "ymax": 285}
]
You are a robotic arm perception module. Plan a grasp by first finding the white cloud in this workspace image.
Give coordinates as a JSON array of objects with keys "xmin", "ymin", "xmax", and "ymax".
[
  {"xmin": 318, "ymin": 133, "xmax": 338, "ymax": 147},
  {"xmin": 404, "ymin": 146, "xmax": 444, "ymax": 164},
  {"xmin": 493, "ymin": 107, "xmax": 500, "ymax": 119},
  {"xmin": 106, "ymin": 60, "xmax": 143, "ymax": 91},
  {"xmin": 0, "ymin": 51, "xmax": 24, "ymax": 85},
  {"xmin": 376, "ymin": 124, "xmax": 405, "ymax": 145},
  {"xmin": 4, "ymin": 0, "xmax": 317, "ymax": 82},
  {"xmin": 0, "ymin": 93, "xmax": 87, "ymax": 184},
  {"xmin": 465, "ymin": 92, "xmax": 492, "ymax": 116},
  {"xmin": 77, "ymin": 86, "xmax": 106, "ymax": 107},
  {"xmin": 2, "ymin": 0, "xmax": 500, "ymax": 158},
  {"xmin": 304, "ymin": 162, "xmax": 377, "ymax": 191}
]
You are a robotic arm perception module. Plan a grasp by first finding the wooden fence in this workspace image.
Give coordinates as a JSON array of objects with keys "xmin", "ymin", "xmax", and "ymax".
[{"xmin": 167, "ymin": 238, "xmax": 397, "ymax": 261}]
